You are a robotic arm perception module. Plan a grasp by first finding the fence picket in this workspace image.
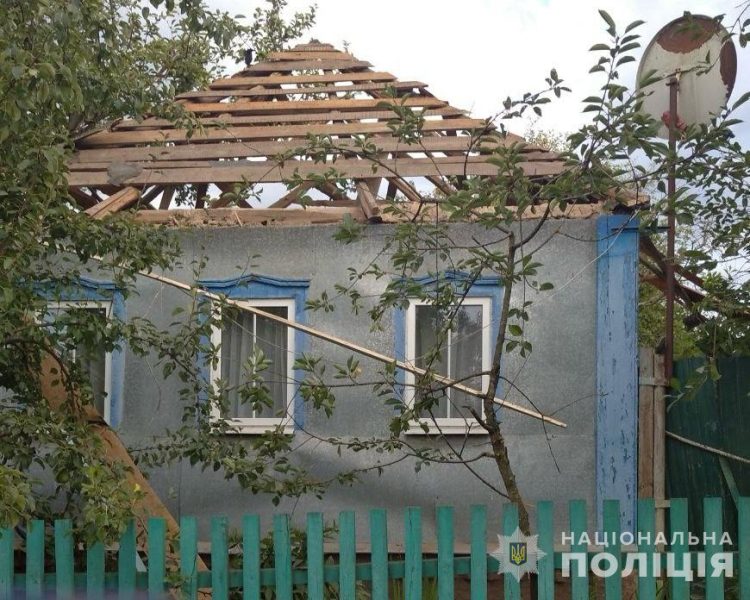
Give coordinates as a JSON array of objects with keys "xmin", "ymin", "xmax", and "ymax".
[
  {"xmin": 503, "ymin": 504, "xmax": 521, "ymax": 600},
  {"xmin": 569, "ymin": 500, "xmax": 588, "ymax": 600},
  {"xmin": 404, "ymin": 507, "xmax": 422, "ymax": 600},
  {"xmin": 369, "ymin": 509, "xmax": 388, "ymax": 600},
  {"xmin": 740, "ymin": 497, "xmax": 749, "ymax": 600},
  {"xmin": 147, "ymin": 518, "xmax": 166, "ymax": 598},
  {"xmin": 339, "ymin": 511, "xmax": 356, "ymax": 600},
  {"xmin": 7, "ymin": 498, "xmax": 739, "ymax": 597},
  {"xmin": 26, "ymin": 519, "xmax": 44, "ymax": 599},
  {"xmin": 704, "ymin": 497, "xmax": 724, "ymax": 600},
  {"xmin": 470, "ymin": 504, "xmax": 487, "ymax": 600},
  {"xmin": 636, "ymin": 499, "xmax": 656, "ymax": 600},
  {"xmin": 180, "ymin": 516, "xmax": 198, "ymax": 600},
  {"xmin": 273, "ymin": 514, "xmax": 293, "ymax": 600},
  {"xmin": 54, "ymin": 519, "xmax": 74, "ymax": 599},
  {"xmin": 603, "ymin": 500, "xmax": 621, "ymax": 600},
  {"xmin": 86, "ymin": 541, "xmax": 105, "ymax": 598},
  {"xmin": 211, "ymin": 516, "xmax": 229, "ymax": 600},
  {"xmin": 306, "ymin": 513, "xmax": 324, "ymax": 600},
  {"xmin": 119, "ymin": 519, "xmax": 137, "ymax": 596},
  {"xmin": 536, "ymin": 501, "xmax": 554, "ymax": 600},
  {"xmin": 436, "ymin": 506, "xmax": 454, "ymax": 600},
  {"xmin": 243, "ymin": 515, "xmax": 261, "ymax": 600},
  {"xmin": 0, "ymin": 527, "xmax": 12, "ymax": 599},
  {"xmin": 669, "ymin": 498, "xmax": 689, "ymax": 599}
]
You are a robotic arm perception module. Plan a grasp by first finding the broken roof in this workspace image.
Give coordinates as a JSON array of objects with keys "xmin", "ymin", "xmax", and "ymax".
[{"xmin": 67, "ymin": 42, "xmax": 589, "ymax": 226}]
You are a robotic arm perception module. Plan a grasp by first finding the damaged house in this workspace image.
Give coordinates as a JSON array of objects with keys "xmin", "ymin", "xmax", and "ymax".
[{"xmin": 60, "ymin": 42, "xmax": 641, "ymax": 541}]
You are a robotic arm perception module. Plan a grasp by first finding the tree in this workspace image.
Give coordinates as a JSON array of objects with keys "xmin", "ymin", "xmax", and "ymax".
[
  {"xmin": 0, "ymin": 0, "xmax": 319, "ymax": 539},
  {"xmin": 281, "ymin": 10, "xmax": 750, "ymax": 533}
]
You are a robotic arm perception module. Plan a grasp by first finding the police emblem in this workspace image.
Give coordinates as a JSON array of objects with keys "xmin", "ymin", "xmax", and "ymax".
[{"xmin": 490, "ymin": 527, "xmax": 545, "ymax": 581}]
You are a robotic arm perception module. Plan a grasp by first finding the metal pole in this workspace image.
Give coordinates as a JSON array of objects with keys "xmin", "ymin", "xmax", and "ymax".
[{"xmin": 665, "ymin": 77, "xmax": 679, "ymax": 384}]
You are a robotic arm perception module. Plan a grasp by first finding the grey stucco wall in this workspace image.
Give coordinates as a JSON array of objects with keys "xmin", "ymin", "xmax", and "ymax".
[{"xmin": 116, "ymin": 218, "xmax": 600, "ymax": 546}]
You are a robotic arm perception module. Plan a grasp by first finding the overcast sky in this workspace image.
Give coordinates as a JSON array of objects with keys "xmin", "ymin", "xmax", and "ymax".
[{"xmin": 205, "ymin": 1, "xmax": 749, "ymax": 140}]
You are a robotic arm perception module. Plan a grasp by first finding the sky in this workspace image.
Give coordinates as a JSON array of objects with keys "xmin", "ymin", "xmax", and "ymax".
[{"xmin": 206, "ymin": 0, "xmax": 750, "ymax": 140}]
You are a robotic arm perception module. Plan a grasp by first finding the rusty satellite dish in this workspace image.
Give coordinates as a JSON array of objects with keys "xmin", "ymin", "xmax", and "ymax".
[{"xmin": 636, "ymin": 13, "xmax": 737, "ymax": 138}]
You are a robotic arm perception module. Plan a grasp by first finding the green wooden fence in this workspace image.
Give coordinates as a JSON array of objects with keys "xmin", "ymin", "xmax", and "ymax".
[
  {"xmin": 668, "ymin": 356, "xmax": 750, "ymax": 539},
  {"xmin": 1, "ymin": 497, "xmax": 749, "ymax": 599}
]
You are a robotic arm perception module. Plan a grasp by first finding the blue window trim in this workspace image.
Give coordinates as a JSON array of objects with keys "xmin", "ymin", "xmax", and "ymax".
[
  {"xmin": 595, "ymin": 214, "xmax": 639, "ymax": 533},
  {"xmin": 198, "ymin": 274, "xmax": 310, "ymax": 430},
  {"xmin": 39, "ymin": 277, "xmax": 126, "ymax": 428},
  {"xmin": 393, "ymin": 270, "xmax": 503, "ymax": 423}
]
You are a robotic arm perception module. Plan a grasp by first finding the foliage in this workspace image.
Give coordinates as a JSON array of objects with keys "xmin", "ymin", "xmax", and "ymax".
[
  {"xmin": 285, "ymin": 10, "xmax": 750, "ymax": 533},
  {"xmin": 249, "ymin": 0, "xmax": 317, "ymax": 60},
  {"xmin": 0, "ymin": 0, "xmax": 319, "ymax": 540}
]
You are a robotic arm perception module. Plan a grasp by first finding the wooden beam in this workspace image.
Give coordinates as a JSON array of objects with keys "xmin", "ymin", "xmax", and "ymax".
[
  {"xmin": 72, "ymin": 133, "xmax": 504, "ymax": 164},
  {"xmin": 137, "ymin": 185, "xmax": 163, "ymax": 209},
  {"xmin": 427, "ymin": 175, "xmax": 457, "ymax": 196},
  {"xmin": 239, "ymin": 59, "xmax": 372, "ymax": 73},
  {"xmin": 78, "ymin": 118, "xmax": 490, "ymax": 148},
  {"xmin": 84, "ymin": 187, "xmax": 141, "ymax": 218},
  {"xmin": 112, "ymin": 107, "xmax": 464, "ymax": 131},
  {"xmin": 356, "ymin": 179, "xmax": 382, "ymax": 223},
  {"xmin": 69, "ymin": 157, "xmax": 566, "ymax": 187},
  {"xmin": 269, "ymin": 182, "xmax": 315, "ymax": 208},
  {"xmin": 158, "ymin": 187, "xmax": 175, "ymax": 210},
  {"xmin": 68, "ymin": 187, "xmax": 98, "ymax": 209},
  {"xmin": 265, "ymin": 50, "xmax": 357, "ymax": 61},
  {"xmin": 316, "ymin": 181, "xmax": 348, "ymax": 202},
  {"xmin": 133, "ymin": 207, "xmax": 367, "ymax": 226},
  {"xmin": 180, "ymin": 97, "xmax": 446, "ymax": 115},
  {"xmin": 194, "ymin": 184, "xmax": 208, "ymax": 209},
  {"xmin": 209, "ymin": 71, "xmax": 397, "ymax": 89},
  {"xmin": 175, "ymin": 81, "xmax": 427, "ymax": 100}
]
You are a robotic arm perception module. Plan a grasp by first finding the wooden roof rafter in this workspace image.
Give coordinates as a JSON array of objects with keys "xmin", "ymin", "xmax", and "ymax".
[{"xmin": 67, "ymin": 41, "xmax": 570, "ymax": 221}]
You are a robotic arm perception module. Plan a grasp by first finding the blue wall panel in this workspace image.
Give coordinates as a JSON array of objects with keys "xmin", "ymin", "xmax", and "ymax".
[{"xmin": 596, "ymin": 215, "xmax": 639, "ymax": 532}]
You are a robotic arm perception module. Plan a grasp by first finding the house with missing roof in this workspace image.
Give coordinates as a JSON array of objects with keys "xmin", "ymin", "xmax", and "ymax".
[{"xmin": 63, "ymin": 42, "xmax": 640, "ymax": 541}]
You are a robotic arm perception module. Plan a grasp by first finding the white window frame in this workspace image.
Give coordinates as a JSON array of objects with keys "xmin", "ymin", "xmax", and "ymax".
[
  {"xmin": 404, "ymin": 297, "xmax": 491, "ymax": 435},
  {"xmin": 210, "ymin": 298, "xmax": 296, "ymax": 435},
  {"xmin": 46, "ymin": 300, "xmax": 114, "ymax": 425}
]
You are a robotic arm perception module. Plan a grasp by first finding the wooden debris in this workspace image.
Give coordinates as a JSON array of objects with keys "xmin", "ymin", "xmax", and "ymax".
[{"xmin": 85, "ymin": 187, "xmax": 141, "ymax": 219}]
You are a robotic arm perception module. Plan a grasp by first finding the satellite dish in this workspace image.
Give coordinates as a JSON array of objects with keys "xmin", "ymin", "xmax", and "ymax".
[{"xmin": 636, "ymin": 13, "xmax": 737, "ymax": 138}]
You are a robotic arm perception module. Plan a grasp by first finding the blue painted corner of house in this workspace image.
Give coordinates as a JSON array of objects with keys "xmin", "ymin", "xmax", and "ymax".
[{"xmin": 595, "ymin": 214, "xmax": 639, "ymax": 533}]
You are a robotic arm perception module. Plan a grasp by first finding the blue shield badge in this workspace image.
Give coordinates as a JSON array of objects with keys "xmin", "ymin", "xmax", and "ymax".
[{"xmin": 509, "ymin": 542, "xmax": 527, "ymax": 566}]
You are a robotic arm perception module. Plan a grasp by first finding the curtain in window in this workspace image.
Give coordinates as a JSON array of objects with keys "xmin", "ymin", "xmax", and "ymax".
[
  {"xmin": 414, "ymin": 304, "xmax": 484, "ymax": 419},
  {"xmin": 220, "ymin": 306, "xmax": 289, "ymax": 419}
]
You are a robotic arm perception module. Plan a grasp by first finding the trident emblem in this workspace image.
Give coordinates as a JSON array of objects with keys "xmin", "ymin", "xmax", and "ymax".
[{"xmin": 509, "ymin": 542, "xmax": 527, "ymax": 566}]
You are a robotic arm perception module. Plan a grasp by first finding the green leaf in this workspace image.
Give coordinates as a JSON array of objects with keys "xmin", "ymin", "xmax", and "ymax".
[
  {"xmin": 624, "ymin": 19, "xmax": 645, "ymax": 33},
  {"xmin": 731, "ymin": 91, "xmax": 750, "ymax": 111},
  {"xmin": 598, "ymin": 9, "xmax": 616, "ymax": 34}
]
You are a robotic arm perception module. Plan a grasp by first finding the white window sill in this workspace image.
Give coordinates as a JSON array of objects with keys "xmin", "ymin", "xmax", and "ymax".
[{"xmin": 406, "ymin": 421, "xmax": 488, "ymax": 436}]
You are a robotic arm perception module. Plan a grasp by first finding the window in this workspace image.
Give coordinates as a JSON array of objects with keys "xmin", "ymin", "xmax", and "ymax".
[
  {"xmin": 46, "ymin": 301, "xmax": 113, "ymax": 424},
  {"xmin": 210, "ymin": 298, "xmax": 296, "ymax": 434},
  {"xmin": 394, "ymin": 272, "xmax": 502, "ymax": 435},
  {"xmin": 404, "ymin": 297, "xmax": 491, "ymax": 434}
]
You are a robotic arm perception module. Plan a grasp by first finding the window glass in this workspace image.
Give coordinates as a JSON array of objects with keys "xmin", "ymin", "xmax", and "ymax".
[
  {"xmin": 220, "ymin": 305, "xmax": 289, "ymax": 419},
  {"xmin": 75, "ymin": 308, "xmax": 108, "ymax": 417},
  {"xmin": 413, "ymin": 303, "xmax": 484, "ymax": 420},
  {"xmin": 46, "ymin": 305, "xmax": 109, "ymax": 418}
]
